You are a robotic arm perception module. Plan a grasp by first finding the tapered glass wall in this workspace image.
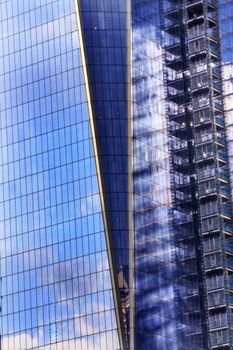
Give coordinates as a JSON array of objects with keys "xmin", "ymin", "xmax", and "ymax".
[{"xmin": 0, "ymin": 1, "xmax": 120, "ymax": 349}]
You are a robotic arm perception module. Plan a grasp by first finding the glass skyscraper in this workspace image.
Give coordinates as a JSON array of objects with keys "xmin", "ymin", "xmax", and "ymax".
[{"xmin": 1, "ymin": 0, "xmax": 233, "ymax": 349}]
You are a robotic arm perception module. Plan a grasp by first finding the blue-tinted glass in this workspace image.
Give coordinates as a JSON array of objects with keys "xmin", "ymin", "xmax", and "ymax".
[
  {"xmin": 132, "ymin": 1, "xmax": 206, "ymax": 349},
  {"xmin": 0, "ymin": 1, "xmax": 120, "ymax": 349},
  {"xmin": 79, "ymin": 0, "xmax": 130, "ymax": 345}
]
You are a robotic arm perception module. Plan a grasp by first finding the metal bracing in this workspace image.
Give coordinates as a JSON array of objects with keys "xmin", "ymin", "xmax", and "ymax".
[
  {"xmin": 163, "ymin": 1, "xmax": 208, "ymax": 348},
  {"xmin": 162, "ymin": 0, "xmax": 233, "ymax": 348},
  {"xmin": 185, "ymin": 0, "xmax": 233, "ymax": 348}
]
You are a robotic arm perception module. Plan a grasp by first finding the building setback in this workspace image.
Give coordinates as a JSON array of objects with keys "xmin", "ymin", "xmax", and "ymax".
[{"xmin": 1, "ymin": 0, "xmax": 233, "ymax": 349}]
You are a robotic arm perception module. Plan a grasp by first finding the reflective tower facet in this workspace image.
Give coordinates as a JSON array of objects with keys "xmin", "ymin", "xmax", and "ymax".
[{"xmin": 1, "ymin": 1, "xmax": 233, "ymax": 350}]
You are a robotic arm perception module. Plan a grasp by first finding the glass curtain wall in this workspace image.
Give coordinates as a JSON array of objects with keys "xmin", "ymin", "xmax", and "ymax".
[
  {"xmin": 132, "ymin": 1, "xmax": 206, "ymax": 349},
  {"xmin": 78, "ymin": 0, "xmax": 130, "ymax": 345},
  {"xmin": 132, "ymin": 1, "xmax": 178, "ymax": 349},
  {"xmin": 0, "ymin": 1, "xmax": 121, "ymax": 349}
]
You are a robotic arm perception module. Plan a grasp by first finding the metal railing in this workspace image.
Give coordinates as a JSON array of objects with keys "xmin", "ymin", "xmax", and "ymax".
[
  {"xmin": 196, "ymin": 151, "xmax": 214, "ymax": 161},
  {"xmin": 188, "ymin": 24, "xmax": 205, "ymax": 39},
  {"xmin": 195, "ymin": 133, "xmax": 212, "ymax": 144},
  {"xmin": 218, "ymin": 168, "xmax": 228, "ymax": 182},
  {"xmin": 212, "ymin": 66, "xmax": 221, "ymax": 77},
  {"xmin": 221, "ymin": 204, "xmax": 232, "ymax": 218},
  {"xmin": 213, "ymin": 81, "xmax": 222, "ymax": 91},
  {"xmin": 224, "ymin": 239, "xmax": 233, "ymax": 254},
  {"xmin": 171, "ymin": 139, "xmax": 188, "ymax": 151},
  {"xmin": 170, "ymin": 121, "xmax": 186, "ymax": 132},
  {"xmin": 218, "ymin": 150, "xmax": 227, "ymax": 162},
  {"xmin": 210, "ymin": 44, "xmax": 219, "ymax": 56},
  {"xmin": 208, "ymin": 11, "xmax": 217, "ymax": 22},
  {"xmin": 216, "ymin": 136, "xmax": 226, "ymax": 145},
  {"xmin": 223, "ymin": 222, "xmax": 233, "ymax": 234},
  {"xmin": 198, "ymin": 168, "xmax": 215, "ymax": 180},
  {"xmin": 215, "ymin": 115, "xmax": 224, "ymax": 126},
  {"xmin": 214, "ymin": 101, "xmax": 224, "ymax": 110}
]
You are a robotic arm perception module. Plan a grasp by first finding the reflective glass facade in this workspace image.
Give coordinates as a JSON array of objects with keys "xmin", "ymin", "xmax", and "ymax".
[
  {"xmin": 132, "ymin": 2, "xmax": 177, "ymax": 348},
  {"xmin": 133, "ymin": 1, "xmax": 206, "ymax": 349},
  {"xmin": 1, "ymin": 1, "xmax": 233, "ymax": 350},
  {"xmin": 78, "ymin": 1, "xmax": 130, "ymax": 345},
  {"xmin": 0, "ymin": 0, "xmax": 120, "ymax": 349}
]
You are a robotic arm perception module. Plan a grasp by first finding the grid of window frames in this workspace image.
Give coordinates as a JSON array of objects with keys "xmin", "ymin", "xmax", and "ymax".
[
  {"xmin": 219, "ymin": 0, "xmax": 233, "ymax": 190},
  {"xmin": 0, "ymin": 0, "xmax": 120, "ymax": 349},
  {"xmin": 132, "ymin": 1, "xmax": 206, "ymax": 349},
  {"xmin": 132, "ymin": 1, "xmax": 178, "ymax": 348},
  {"xmin": 78, "ymin": 0, "xmax": 130, "ymax": 345}
]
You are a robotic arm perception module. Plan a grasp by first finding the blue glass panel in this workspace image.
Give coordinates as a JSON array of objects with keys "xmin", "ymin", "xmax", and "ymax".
[
  {"xmin": 0, "ymin": 1, "xmax": 120, "ymax": 349},
  {"xmin": 132, "ymin": 1, "xmax": 205, "ymax": 349},
  {"xmin": 79, "ymin": 0, "xmax": 130, "ymax": 344}
]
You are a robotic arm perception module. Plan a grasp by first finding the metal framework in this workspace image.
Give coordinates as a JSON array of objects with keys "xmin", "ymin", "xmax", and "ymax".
[{"xmin": 164, "ymin": 0, "xmax": 233, "ymax": 348}]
